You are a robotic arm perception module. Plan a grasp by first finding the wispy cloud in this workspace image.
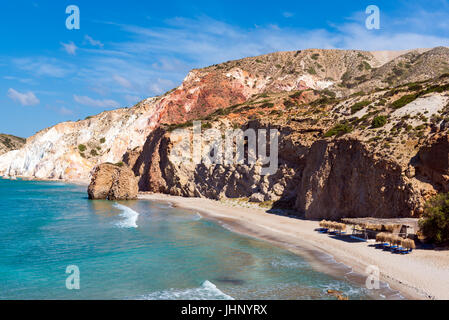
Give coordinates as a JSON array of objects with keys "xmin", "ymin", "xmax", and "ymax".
[
  {"xmin": 84, "ymin": 35, "xmax": 104, "ymax": 48},
  {"xmin": 73, "ymin": 95, "xmax": 119, "ymax": 108},
  {"xmin": 282, "ymin": 12, "xmax": 294, "ymax": 18},
  {"xmin": 61, "ymin": 41, "xmax": 78, "ymax": 55},
  {"xmin": 12, "ymin": 57, "xmax": 74, "ymax": 78},
  {"xmin": 8, "ymin": 88, "xmax": 40, "ymax": 106},
  {"xmin": 113, "ymin": 75, "xmax": 132, "ymax": 88}
]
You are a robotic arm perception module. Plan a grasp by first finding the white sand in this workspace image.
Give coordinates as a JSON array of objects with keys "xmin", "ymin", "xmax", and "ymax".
[{"xmin": 140, "ymin": 193, "xmax": 449, "ymax": 300}]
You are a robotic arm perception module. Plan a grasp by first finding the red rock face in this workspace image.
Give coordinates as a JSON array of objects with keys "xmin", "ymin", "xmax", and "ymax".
[{"xmin": 159, "ymin": 71, "xmax": 248, "ymax": 125}]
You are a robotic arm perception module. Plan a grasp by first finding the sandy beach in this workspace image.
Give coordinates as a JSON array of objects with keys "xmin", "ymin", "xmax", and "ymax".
[{"xmin": 139, "ymin": 193, "xmax": 449, "ymax": 300}]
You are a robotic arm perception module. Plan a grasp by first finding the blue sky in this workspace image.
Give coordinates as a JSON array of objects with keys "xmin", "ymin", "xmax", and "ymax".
[{"xmin": 1, "ymin": 0, "xmax": 449, "ymax": 137}]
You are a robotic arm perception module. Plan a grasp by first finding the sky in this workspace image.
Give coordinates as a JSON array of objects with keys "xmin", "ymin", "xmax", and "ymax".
[{"xmin": 1, "ymin": 0, "xmax": 449, "ymax": 137}]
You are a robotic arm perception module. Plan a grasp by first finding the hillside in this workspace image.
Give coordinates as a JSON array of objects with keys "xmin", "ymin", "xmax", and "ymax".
[
  {"xmin": 1, "ymin": 47, "xmax": 449, "ymax": 218},
  {"xmin": 0, "ymin": 134, "xmax": 25, "ymax": 156}
]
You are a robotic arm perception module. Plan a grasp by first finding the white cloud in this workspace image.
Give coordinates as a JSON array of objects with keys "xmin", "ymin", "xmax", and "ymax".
[
  {"xmin": 58, "ymin": 106, "xmax": 74, "ymax": 115},
  {"xmin": 124, "ymin": 95, "xmax": 141, "ymax": 105},
  {"xmin": 61, "ymin": 41, "xmax": 78, "ymax": 55},
  {"xmin": 113, "ymin": 75, "xmax": 132, "ymax": 88},
  {"xmin": 84, "ymin": 35, "xmax": 104, "ymax": 48},
  {"xmin": 13, "ymin": 58, "xmax": 74, "ymax": 78},
  {"xmin": 283, "ymin": 12, "xmax": 294, "ymax": 18},
  {"xmin": 7, "ymin": 88, "xmax": 40, "ymax": 106},
  {"xmin": 73, "ymin": 95, "xmax": 119, "ymax": 108},
  {"xmin": 149, "ymin": 78, "xmax": 175, "ymax": 95}
]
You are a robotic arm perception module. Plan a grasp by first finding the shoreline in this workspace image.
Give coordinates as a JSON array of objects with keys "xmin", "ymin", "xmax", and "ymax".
[{"xmin": 139, "ymin": 193, "xmax": 449, "ymax": 300}]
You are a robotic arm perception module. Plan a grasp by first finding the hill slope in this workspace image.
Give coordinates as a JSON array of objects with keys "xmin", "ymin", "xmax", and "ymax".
[{"xmin": 0, "ymin": 134, "xmax": 25, "ymax": 156}]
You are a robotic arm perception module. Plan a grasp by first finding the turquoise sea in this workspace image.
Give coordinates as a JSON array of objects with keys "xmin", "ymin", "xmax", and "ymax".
[{"xmin": 0, "ymin": 179, "xmax": 401, "ymax": 300}]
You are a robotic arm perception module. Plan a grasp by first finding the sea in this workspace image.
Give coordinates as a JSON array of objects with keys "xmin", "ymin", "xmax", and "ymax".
[{"xmin": 0, "ymin": 178, "xmax": 403, "ymax": 300}]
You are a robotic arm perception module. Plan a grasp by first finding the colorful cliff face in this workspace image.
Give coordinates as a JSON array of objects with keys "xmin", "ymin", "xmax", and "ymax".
[{"xmin": 2, "ymin": 47, "xmax": 449, "ymax": 218}]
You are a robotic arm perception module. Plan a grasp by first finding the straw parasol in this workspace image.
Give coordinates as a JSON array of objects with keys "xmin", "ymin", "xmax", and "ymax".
[
  {"xmin": 402, "ymin": 239, "xmax": 416, "ymax": 250},
  {"xmin": 383, "ymin": 233, "xmax": 393, "ymax": 244},
  {"xmin": 376, "ymin": 232, "xmax": 386, "ymax": 243},
  {"xmin": 391, "ymin": 236, "xmax": 402, "ymax": 246},
  {"xmin": 366, "ymin": 224, "xmax": 382, "ymax": 231},
  {"xmin": 319, "ymin": 220, "xmax": 327, "ymax": 228}
]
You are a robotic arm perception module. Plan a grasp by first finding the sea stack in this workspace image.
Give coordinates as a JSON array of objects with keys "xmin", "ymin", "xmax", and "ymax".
[{"xmin": 88, "ymin": 163, "xmax": 139, "ymax": 200}]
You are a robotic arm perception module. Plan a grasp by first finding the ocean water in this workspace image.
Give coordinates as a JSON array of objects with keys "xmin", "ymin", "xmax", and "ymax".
[{"xmin": 0, "ymin": 179, "xmax": 397, "ymax": 300}]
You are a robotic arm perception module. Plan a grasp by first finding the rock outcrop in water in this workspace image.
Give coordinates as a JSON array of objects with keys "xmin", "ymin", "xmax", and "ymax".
[
  {"xmin": 2, "ymin": 47, "xmax": 449, "ymax": 218},
  {"xmin": 88, "ymin": 163, "xmax": 138, "ymax": 200}
]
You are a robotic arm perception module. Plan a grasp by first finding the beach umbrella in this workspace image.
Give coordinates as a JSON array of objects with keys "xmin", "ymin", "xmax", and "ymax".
[
  {"xmin": 402, "ymin": 239, "xmax": 416, "ymax": 250},
  {"xmin": 384, "ymin": 233, "xmax": 393, "ymax": 244},
  {"xmin": 392, "ymin": 236, "xmax": 402, "ymax": 246},
  {"xmin": 376, "ymin": 233, "xmax": 386, "ymax": 243}
]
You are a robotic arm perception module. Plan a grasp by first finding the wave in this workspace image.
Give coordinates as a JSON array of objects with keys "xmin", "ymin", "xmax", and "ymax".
[
  {"xmin": 194, "ymin": 212, "xmax": 202, "ymax": 220},
  {"xmin": 135, "ymin": 281, "xmax": 234, "ymax": 300},
  {"xmin": 113, "ymin": 203, "xmax": 140, "ymax": 228}
]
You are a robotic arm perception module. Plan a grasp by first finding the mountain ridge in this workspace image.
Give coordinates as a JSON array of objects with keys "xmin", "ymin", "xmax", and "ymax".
[{"xmin": 1, "ymin": 47, "xmax": 449, "ymax": 219}]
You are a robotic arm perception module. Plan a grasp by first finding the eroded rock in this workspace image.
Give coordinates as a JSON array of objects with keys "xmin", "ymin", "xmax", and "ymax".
[{"xmin": 88, "ymin": 163, "xmax": 138, "ymax": 200}]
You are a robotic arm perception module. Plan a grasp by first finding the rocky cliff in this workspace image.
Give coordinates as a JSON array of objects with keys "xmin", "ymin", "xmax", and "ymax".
[{"xmin": 2, "ymin": 47, "xmax": 449, "ymax": 218}]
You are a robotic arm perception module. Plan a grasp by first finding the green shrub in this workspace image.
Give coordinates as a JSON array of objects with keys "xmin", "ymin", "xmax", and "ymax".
[
  {"xmin": 362, "ymin": 61, "xmax": 371, "ymax": 70},
  {"xmin": 115, "ymin": 162, "xmax": 124, "ymax": 167},
  {"xmin": 283, "ymin": 100, "xmax": 296, "ymax": 109},
  {"xmin": 90, "ymin": 149, "xmax": 98, "ymax": 156},
  {"xmin": 407, "ymin": 83, "xmax": 423, "ymax": 91},
  {"xmin": 165, "ymin": 121, "xmax": 194, "ymax": 132},
  {"xmin": 78, "ymin": 144, "xmax": 87, "ymax": 152},
  {"xmin": 419, "ymin": 193, "xmax": 449, "ymax": 244},
  {"xmin": 307, "ymin": 67, "xmax": 317, "ymax": 75},
  {"xmin": 391, "ymin": 93, "xmax": 419, "ymax": 109},
  {"xmin": 100, "ymin": 138, "xmax": 106, "ymax": 144},
  {"xmin": 324, "ymin": 123, "xmax": 353, "ymax": 137},
  {"xmin": 351, "ymin": 101, "xmax": 370, "ymax": 114},
  {"xmin": 201, "ymin": 122, "xmax": 212, "ymax": 130},
  {"xmin": 260, "ymin": 102, "xmax": 275, "ymax": 109},
  {"xmin": 311, "ymin": 53, "xmax": 320, "ymax": 60},
  {"xmin": 371, "ymin": 116, "xmax": 387, "ymax": 128}
]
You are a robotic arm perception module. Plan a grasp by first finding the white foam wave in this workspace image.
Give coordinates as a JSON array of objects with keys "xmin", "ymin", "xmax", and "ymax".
[
  {"xmin": 113, "ymin": 203, "xmax": 140, "ymax": 228},
  {"xmin": 194, "ymin": 212, "xmax": 202, "ymax": 220},
  {"xmin": 270, "ymin": 257, "xmax": 308, "ymax": 269},
  {"xmin": 136, "ymin": 281, "xmax": 234, "ymax": 300}
]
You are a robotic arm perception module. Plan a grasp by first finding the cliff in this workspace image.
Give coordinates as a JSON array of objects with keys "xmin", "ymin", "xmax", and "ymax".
[{"xmin": 2, "ymin": 47, "xmax": 449, "ymax": 218}]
